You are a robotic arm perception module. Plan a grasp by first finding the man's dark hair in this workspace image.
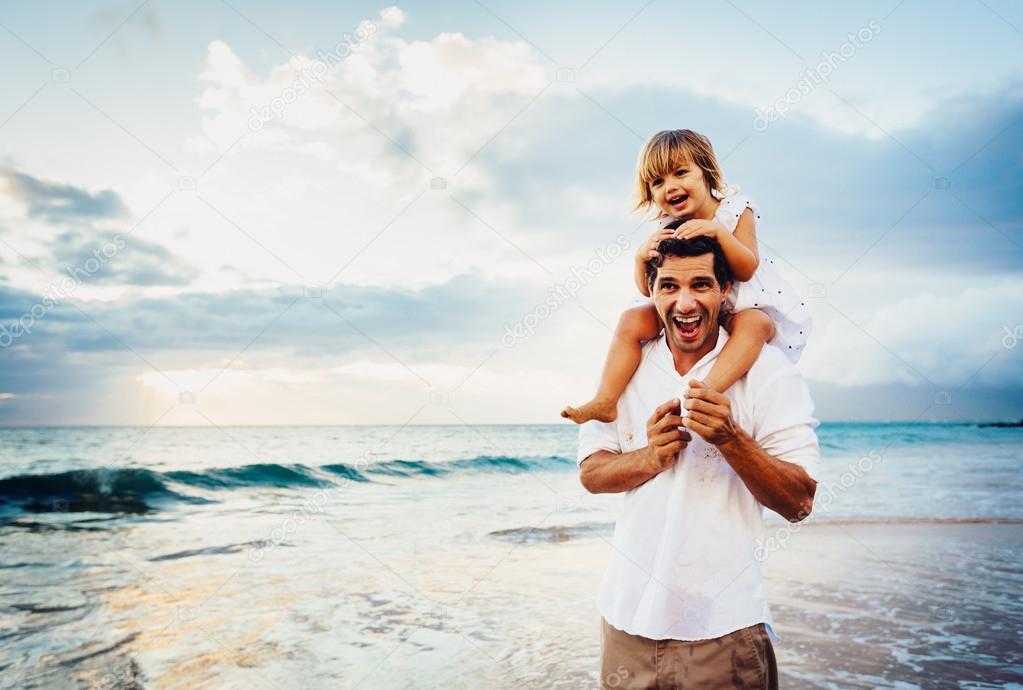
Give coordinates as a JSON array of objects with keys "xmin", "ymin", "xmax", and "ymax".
[{"xmin": 645, "ymin": 236, "xmax": 733, "ymax": 292}]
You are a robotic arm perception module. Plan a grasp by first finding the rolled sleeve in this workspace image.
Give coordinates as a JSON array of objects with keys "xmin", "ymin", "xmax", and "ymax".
[
  {"xmin": 751, "ymin": 367, "xmax": 821, "ymax": 481},
  {"xmin": 577, "ymin": 419, "xmax": 621, "ymax": 466}
]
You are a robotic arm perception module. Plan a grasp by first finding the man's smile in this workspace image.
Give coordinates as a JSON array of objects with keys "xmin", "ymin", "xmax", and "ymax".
[{"xmin": 671, "ymin": 311, "xmax": 704, "ymax": 341}]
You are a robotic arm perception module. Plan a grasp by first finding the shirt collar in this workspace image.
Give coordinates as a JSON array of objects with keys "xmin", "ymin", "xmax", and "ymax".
[{"xmin": 655, "ymin": 327, "xmax": 730, "ymax": 381}]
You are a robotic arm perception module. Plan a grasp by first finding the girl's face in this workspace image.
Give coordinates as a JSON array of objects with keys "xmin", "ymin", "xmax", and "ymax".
[{"xmin": 649, "ymin": 157, "xmax": 716, "ymax": 220}]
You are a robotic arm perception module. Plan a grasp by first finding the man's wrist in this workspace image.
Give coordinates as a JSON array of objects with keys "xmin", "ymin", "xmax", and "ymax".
[
  {"xmin": 715, "ymin": 425, "xmax": 747, "ymax": 455},
  {"xmin": 640, "ymin": 445, "xmax": 663, "ymax": 475}
]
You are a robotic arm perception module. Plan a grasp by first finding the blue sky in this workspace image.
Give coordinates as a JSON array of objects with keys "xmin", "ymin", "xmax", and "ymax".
[{"xmin": 0, "ymin": 0, "xmax": 1021, "ymax": 425}]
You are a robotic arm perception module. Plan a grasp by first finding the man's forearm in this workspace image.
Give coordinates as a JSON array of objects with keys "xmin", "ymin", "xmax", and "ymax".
[
  {"xmin": 717, "ymin": 429, "xmax": 816, "ymax": 522},
  {"xmin": 579, "ymin": 447, "xmax": 661, "ymax": 494}
]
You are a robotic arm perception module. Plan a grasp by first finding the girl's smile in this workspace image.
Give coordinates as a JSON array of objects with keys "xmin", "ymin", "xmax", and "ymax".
[{"xmin": 649, "ymin": 159, "xmax": 718, "ymax": 221}]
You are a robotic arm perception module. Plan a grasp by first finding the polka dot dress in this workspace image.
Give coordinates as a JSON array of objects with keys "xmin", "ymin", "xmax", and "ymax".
[{"xmin": 654, "ymin": 188, "xmax": 812, "ymax": 363}]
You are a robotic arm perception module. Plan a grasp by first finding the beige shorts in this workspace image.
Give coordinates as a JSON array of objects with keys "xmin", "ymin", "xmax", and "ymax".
[{"xmin": 600, "ymin": 618, "xmax": 778, "ymax": 689}]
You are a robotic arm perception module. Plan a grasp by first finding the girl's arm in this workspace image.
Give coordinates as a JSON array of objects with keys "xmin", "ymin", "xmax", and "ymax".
[
  {"xmin": 678, "ymin": 208, "xmax": 760, "ymax": 281},
  {"xmin": 679, "ymin": 207, "xmax": 771, "ymax": 393},
  {"xmin": 702, "ymin": 309, "xmax": 775, "ymax": 393},
  {"xmin": 634, "ymin": 253, "xmax": 650, "ymax": 297},
  {"xmin": 727, "ymin": 208, "xmax": 760, "ymax": 281},
  {"xmin": 635, "ymin": 226, "xmax": 676, "ymax": 297}
]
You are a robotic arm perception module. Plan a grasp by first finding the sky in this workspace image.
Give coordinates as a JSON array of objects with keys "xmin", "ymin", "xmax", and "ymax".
[{"xmin": 0, "ymin": 0, "xmax": 1021, "ymax": 426}]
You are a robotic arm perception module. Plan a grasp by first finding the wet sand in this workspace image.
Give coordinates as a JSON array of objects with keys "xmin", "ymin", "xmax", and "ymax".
[
  {"xmin": 4, "ymin": 452, "xmax": 1022, "ymax": 690},
  {"xmin": 460, "ymin": 520, "xmax": 1023, "ymax": 689},
  {"xmin": 761, "ymin": 521, "xmax": 1023, "ymax": 688}
]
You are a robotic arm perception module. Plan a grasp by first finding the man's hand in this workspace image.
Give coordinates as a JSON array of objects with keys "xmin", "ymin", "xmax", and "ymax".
[
  {"xmin": 646, "ymin": 398, "xmax": 691, "ymax": 470},
  {"xmin": 674, "ymin": 219, "xmax": 725, "ymax": 242},
  {"xmin": 578, "ymin": 400, "xmax": 692, "ymax": 494},
  {"xmin": 681, "ymin": 380, "xmax": 739, "ymax": 446}
]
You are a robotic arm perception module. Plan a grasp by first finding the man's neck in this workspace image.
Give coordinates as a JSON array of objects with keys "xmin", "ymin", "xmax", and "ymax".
[{"xmin": 667, "ymin": 329, "xmax": 721, "ymax": 377}]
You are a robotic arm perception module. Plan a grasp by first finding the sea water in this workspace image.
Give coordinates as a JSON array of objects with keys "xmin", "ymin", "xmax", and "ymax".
[{"xmin": 1, "ymin": 423, "xmax": 1021, "ymax": 688}]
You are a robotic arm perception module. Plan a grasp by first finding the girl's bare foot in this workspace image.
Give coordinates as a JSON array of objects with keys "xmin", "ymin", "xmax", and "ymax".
[{"xmin": 560, "ymin": 398, "xmax": 618, "ymax": 424}]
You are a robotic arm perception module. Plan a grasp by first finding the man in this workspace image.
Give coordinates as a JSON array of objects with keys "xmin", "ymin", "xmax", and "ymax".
[{"xmin": 578, "ymin": 236, "xmax": 820, "ymax": 690}]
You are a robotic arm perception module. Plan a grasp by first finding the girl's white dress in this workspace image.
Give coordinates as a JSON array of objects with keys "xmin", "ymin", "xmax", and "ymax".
[{"xmin": 642, "ymin": 187, "xmax": 811, "ymax": 363}]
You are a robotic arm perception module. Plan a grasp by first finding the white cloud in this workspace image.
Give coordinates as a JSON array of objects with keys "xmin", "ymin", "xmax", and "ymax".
[
  {"xmin": 378, "ymin": 6, "xmax": 406, "ymax": 29},
  {"xmin": 189, "ymin": 11, "xmax": 549, "ymax": 178},
  {"xmin": 3, "ymin": 5, "xmax": 1020, "ymax": 425},
  {"xmin": 801, "ymin": 279, "xmax": 1023, "ymax": 388},
  {"xmin": 396, "ymin": 32, "xmax": 546, "ymax": 111},
  {"xmin": 162, "ymin": 8, "xmax": 563, "ymax": 292}
]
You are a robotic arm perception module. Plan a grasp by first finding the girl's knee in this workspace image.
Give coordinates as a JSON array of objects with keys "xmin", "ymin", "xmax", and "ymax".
[
  {"xmin": 616, "ymin": 306, "xmax": 660, "ymax": 340},
  {"xmin": 735, "ymin": 309, "xmax": 776, "ymax": 341}
]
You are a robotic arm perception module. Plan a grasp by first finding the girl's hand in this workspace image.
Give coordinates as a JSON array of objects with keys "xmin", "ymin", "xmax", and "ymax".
[
  {"xmin": 674, "ymin": 219, "xmax": 725, "ymax": 242},
  {"xmin": 638, "ymin": 226, "xmax": 676, "ymax": 260}
]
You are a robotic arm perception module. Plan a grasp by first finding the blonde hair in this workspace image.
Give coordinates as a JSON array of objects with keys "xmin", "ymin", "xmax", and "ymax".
[{"xmin": 634, "ymin": 129, "xmax": 724, "ymax": 215}]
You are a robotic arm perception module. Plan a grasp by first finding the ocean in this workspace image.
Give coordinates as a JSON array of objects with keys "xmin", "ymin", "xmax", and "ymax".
[{"xmin": 1, "ymin": 423, "xmax": 1021, "ymax": 689}]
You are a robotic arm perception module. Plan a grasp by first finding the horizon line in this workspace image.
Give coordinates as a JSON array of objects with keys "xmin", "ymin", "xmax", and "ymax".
[{"xmin": 0, "ymin": 419, "xmax": 1019, "ymax": 430}]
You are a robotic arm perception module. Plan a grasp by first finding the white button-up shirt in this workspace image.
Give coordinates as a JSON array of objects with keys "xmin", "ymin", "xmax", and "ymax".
[{"xmin": 578, "ymin": 329, "xmax": 820, "ymax": 642}]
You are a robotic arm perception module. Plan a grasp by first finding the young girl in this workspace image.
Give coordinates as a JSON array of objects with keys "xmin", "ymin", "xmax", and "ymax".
[{"xmin": 561, "ymin": 129, "xmax": 810, "ymax": 424}]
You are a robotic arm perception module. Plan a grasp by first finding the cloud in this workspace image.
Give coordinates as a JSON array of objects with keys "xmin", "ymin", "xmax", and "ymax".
[
  {"xmin": 1, "ymin": 6, "xmax": 1021, "ymax": 424},
  {"xmin": 89, "ymin": 2, "xmax": 162, "ymax": 40},
  {"xmin": 801, "ymin": 277, "xmax": 1023, "ymax": 388},
  {"xmin": 0, "ymin": 273, "xmax": 531, "ymax": 358},
  {"xmin": 545, "ymin": 81, "xmax": 1023, "ymax": 276},
  {"xmin": 188, "ymin": 8, "xmax": 550, "ymax": 181},
  {"xmin": 0, "ymin": 167, "xmax": 129, "ymax": 223},
  {"xmin": 51, "ymin": 229, "xmax": 199, "ymax": 287},
  {"xmin": 0, "ymin": 163, "xmax": 201, "ymax": 292},
  {"xmin": 173, "ymin": 9, "xmax": 1016, "ymax": 293},
  {"xmin": 570, "ymin": 2, "xmax": 1022, "ymax": 143},
  {"xmin": 0, "ymin": 273, "xmax": 547, "ymax": 424}
]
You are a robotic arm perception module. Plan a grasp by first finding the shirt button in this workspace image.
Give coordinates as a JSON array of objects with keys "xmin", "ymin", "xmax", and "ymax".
[{"xmin": 625, "ymin": 432, "xmax": 634, "ymax": 443}]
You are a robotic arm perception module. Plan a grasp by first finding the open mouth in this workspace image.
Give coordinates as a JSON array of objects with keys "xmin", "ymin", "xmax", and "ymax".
[
  {"xmin": 671, "ymin": 312, "xmax": 702, "ymax": 340},
  {"xmin": 667, "ymin": 194, "xmax": 688, "ymax": 209}
]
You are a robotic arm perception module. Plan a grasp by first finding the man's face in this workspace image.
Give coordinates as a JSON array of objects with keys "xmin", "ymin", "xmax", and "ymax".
[{"xmin": 651, "ymin": 253, "xmax": 730, "ymax": 356}]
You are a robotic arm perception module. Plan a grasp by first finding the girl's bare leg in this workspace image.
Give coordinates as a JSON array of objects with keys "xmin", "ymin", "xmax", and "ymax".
[
  {"xmin": 702, "ymin": 309, "xmax": 775, "ymax": 393},
  {"xmin": 561, "ymin": 304, "xmax": 662, "ymax": 424}
]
